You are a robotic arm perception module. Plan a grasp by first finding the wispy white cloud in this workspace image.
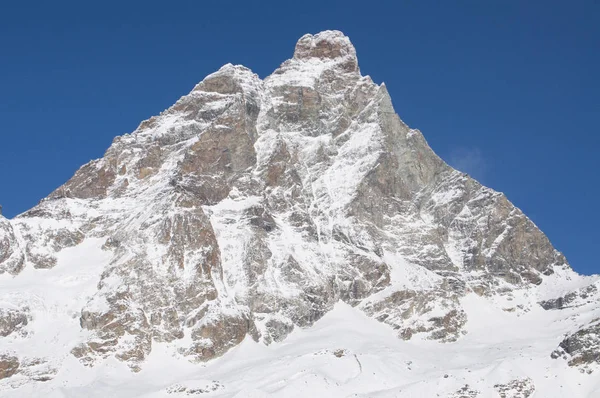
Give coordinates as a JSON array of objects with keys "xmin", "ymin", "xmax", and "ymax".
[{"xmin": 447, "ymin": 147, "xmax": 487, "ymax": 182}]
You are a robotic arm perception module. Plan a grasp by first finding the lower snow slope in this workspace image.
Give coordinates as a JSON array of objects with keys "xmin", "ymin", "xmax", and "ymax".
[{"xmin": 3, "ymin": 293, "xmax": 599, "ymax": 397}]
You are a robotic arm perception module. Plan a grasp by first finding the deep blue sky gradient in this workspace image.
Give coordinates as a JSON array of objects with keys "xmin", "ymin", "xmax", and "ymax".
[{"xmin": 0, "ymin": 1, "xmax": 598, "ymax": 274}]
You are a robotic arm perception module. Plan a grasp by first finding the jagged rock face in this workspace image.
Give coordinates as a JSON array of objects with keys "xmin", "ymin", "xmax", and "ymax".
[
  {"xmin": 362, "ymin": 287, "xmax": 467, "ymax": 342},
  {"xmin": 541, "ymin": 281, "xmax": 598, "ymax": 310},
  {"xmin": 543, "ymin": 279, "xmax": 600, "ymax": 373},
  {"xmin": 555, "ymin": 320, "xmax": 600, "ymax": 368},
  {"xmin": 0, "ymin": 217, "xmax": 23, "ymax": 275},
  {"xmin": 0, "ymin": 30, "xmax": 588, "ymax": 380},
  {"xmin": 547, "ymin": 282, "xmax": 600, "ymax": 372}
]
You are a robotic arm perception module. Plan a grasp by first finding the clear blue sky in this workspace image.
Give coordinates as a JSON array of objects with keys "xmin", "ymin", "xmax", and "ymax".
[{"xmin": 0, "ymin": 1, "xmax": 598, "ymax": 275}]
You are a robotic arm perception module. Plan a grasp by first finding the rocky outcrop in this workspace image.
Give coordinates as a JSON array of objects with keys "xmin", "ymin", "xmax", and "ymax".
[
  {"xmin": 0, "ymin": 355, "xmax": 19, "ymax": 380},
  {"xmin": 494, "ymin": 378, "xmax": 536, "ymax": 398},
  {"xmin": 0, "ymin": 217, "xmax": 23, "ymax": 275},
  {"xmin": 0, "ymin": 309, "xmax": 29, "ymax": 338},
  {"xmin": 0, "ymin": 354, "xmax": 57, "ymax": 384},
  {"xmin": 552, "ymin": 319, "xmax": 600, "ymax": 370},
  {"xmin": 450, "ymin": 385, "xmax": 480, "ymax": 398},
  {"xmin": 540, "ymin": 281, "xmax": 598, "ymax": 310},
  {"xmin": 361, "ymin": 285, "xmax": 467, "ymax": 342}
]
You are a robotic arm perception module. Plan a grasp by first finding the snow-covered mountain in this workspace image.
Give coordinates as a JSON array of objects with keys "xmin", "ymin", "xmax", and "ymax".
[{"xmin": 1, "ymin": 30, "xmax": 599, "ymax": 397}]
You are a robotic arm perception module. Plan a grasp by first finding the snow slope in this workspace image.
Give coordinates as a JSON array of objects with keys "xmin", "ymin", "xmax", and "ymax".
[{"xmin": 3, "ymin": 299, "xmax": 600, "ymax": 397}]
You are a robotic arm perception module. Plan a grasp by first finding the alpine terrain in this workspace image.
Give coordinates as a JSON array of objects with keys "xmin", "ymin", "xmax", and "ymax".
[{"xmin": 1, "ymin": 31, "xmax": 599, "ymax": 397}]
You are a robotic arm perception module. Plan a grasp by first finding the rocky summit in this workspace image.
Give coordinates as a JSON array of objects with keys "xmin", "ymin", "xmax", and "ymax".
[{"xmin": 0, "ymin": 31, "xmax": 599, "ymax": 397}]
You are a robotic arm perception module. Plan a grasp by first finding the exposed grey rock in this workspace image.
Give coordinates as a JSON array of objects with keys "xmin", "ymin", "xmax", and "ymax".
[
  {"xmin": 0, "ymin": 309, "xmax": 29, "ymax": 337},
  {"xmin": 0, "ymin": 217, "xmax": 24, "ymax": 275},
  {"xmin": 0, "ymin": 355, "xmax": 19, "ymax": 380},
  {"xmin": 361, "ymin": 285, "xmax": 466, "ymax": 342},
  {"xmin": 0, "ymin": 354, "xmax": 57, "ymax": 384},
  {"xmin": 553, "ymin": 319, "xmax": 600, "ymax": 369},
  {"xmin": 540, "ymin": 282, "xmax": 598, "ymax": 310},
  {"xmin": 450, "ymin": 384, "xmax": 480, "ymax": 398},
  {"xmin": 494, "ymin": 378, "xmax": 535, "ymax": 398}
]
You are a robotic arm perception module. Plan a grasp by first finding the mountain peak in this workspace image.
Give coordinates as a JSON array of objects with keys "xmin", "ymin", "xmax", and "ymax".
[
  {"xmin": 192, "ymin": 63, "xmax": 260, "ymax": 95},
  {"xmin": 293, "ymin": 30, "xmax": 358, "ymax": 72},
  {"xmin": 0, "ymin": 30, "xmax": 597, "ymax": 396}
]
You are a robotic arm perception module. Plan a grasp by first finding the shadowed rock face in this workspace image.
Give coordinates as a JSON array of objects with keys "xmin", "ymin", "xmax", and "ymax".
[
  {"xmin": 0, "ymin": 30, "xmax": 577, "ymax": 374},
  {"xmin": 540, "ymin": 282, "xmax": 598, "ymax": 310},
  {"xmin": 0, "ymin": 355, "xmax": 19, "ymax": 380},
  {"xmin": 0, "ymin": 217, "xmax": 24, "ymax": 274},
  {"xmin": 552, "ymin": 319, "xmax": 600, "ymax": 368}
]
